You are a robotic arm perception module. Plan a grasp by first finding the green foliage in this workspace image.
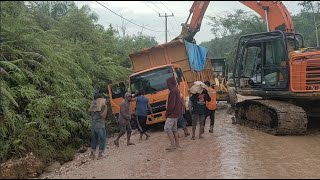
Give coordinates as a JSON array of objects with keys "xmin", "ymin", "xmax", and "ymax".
[
  {"xmin": 0, "ymin": 1, "xmax": 158, "ymax": 164},
  {"xmin": 295, "ymin": 1, "xmax": 320, "ymax": 47}
]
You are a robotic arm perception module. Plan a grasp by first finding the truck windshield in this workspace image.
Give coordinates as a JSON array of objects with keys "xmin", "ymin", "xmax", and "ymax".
[{"xmin": 130, "ymin": 66, "xmax": 174, "ymax": 94}]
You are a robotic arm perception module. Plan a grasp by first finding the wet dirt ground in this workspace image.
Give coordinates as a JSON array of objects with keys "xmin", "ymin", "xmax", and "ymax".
[{"xmin": 39, "ymin": 102, "xmax": 320, "ymax": 179}]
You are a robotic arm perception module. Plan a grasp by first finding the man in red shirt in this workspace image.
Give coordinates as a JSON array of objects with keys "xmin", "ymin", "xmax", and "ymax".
[{"xmin": 164, "ymin": 77, "xmax": 182, "ymax": 150}]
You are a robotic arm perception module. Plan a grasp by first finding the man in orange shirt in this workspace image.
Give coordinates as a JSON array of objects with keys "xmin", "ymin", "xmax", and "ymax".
[{"xmin": 204, "ymin": 81, "xmax": 217, "ymax": 133}]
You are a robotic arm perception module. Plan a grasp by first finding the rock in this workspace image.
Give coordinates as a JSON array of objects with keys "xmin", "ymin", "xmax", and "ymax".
[
  {"xmin": 0, "ymin": 152, "xmax": 44, "ymax": 179},
  {"xmin": 44, "ymin": 161, "xmax": 61, "ymax": 173},
  {"xmin": 78, "ymin": 146, "xmax": 88, "ymax": 153},
  {"xmin": 81, "ymin": 159, "xmax": 86, "ymax": 164}
]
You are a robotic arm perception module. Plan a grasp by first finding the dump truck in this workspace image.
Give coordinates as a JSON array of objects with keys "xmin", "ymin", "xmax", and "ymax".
[{"xmin": 108, "ymin": 39, "xmax": 215, "ymax": 125}]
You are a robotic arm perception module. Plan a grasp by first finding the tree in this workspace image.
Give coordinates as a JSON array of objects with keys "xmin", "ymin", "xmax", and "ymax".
[
  {"xmin": 0, "ymin": 1, "xmax": 158, "ymax": 164},
  {"xmin": 297, "ymin": 1, "xmax": 320, "ymax": 47}
]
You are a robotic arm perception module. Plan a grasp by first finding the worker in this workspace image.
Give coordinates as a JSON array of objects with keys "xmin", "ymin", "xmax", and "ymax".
[
  {"xmin": 164, "ymin": 77, "xmax": 182, "ymax": 150},
  {"xmin": 88, "ymin": 91, "xmax": 108, "ymax": 159},
  {"xmin": 203, "ymin": 81, "xmax": 217, "ymax": 133},
  {"xmin": 114, "ymin": 92, "xmax": 135, "ymax": 147},
  {"xmin": 189, "ymin": 82, "xmax": 211, "ymax": 140},
  {"xmin": 133, "ymin": 90, "xmax": 154, "ymax": 140}
]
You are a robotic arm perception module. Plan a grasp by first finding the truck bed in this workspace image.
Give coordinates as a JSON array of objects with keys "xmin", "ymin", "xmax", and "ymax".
[{"xmin": 129, "ymin": 39, "xmax": 214, "ymax": 87}]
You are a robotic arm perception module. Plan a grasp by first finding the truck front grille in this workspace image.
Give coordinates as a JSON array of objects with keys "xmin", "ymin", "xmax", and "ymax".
[{"xmin": 148, "ymin": 100, "xmax": 166, "ymax": 114}]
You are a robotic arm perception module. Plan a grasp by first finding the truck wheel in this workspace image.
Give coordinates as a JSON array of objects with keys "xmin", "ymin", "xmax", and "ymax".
[
  {"xmin": 183, "ymin": 110, "xmax": 193, "ymax": 126},
  {"xmin": 228, "ymin": 87, "xmax": 237, "ymax": 107}
]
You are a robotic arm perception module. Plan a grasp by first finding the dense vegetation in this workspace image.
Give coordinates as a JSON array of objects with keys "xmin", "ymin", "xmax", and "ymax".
[
  {"xmin": 0, "ymin": 1, "xmax": 157, "ymax": 164},
  {"xmin": 1, "ymin": 1, "xmax": 319, "ymax": 165}
]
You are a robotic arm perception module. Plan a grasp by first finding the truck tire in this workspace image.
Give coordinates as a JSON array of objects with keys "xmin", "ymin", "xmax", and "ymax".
[{"xmin": 228, "ymin": 87, "xmax": 238, "ymax": 107}]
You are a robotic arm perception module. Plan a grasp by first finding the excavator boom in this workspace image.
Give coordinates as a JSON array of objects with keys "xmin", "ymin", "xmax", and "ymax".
[
  {"xmin": 240, "ymin": 1, "xmax": 294, "ymax": 33},
  {"xmin": 176, "ymin": 1, "xmax": 295, "ymax": 42}
]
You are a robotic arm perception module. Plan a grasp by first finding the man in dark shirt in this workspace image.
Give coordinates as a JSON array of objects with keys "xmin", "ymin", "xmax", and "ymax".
[
  {"xmin": 132, "ymin": 90, "xmax": 154, "ymax": 140},
  {"xmin": 189, "ymin": 86, "xmax": 211, "ymax": 140}
]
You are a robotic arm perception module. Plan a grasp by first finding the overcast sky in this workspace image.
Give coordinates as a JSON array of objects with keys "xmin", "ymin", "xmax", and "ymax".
[{"xmin": 75, "ymin": 1, "xmax": 302, "ymax": 44}]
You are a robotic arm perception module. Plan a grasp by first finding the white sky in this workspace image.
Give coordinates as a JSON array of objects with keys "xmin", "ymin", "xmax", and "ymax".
[{"xmin": 75, "ymin": 1, "xmax": 302, "ymax": 44}]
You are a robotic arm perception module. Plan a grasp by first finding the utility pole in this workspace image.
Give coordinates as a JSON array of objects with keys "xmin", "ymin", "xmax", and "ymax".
[
  {"xmin": 310, "ymin": 3, "xmax": 319, "ymax": 47},
  {"xmin": 120, "ymin": 13, "xmax": 132, "ymax": 38},
  {"xmin": 159, "ymin": 13, "xmax": 174, "ymax": 43}
]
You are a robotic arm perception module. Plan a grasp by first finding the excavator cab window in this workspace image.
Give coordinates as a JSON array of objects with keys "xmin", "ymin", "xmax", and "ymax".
[
  {"xmin": 261, "ymin": 39, "xmax": 287, "ymax": 90},
  {"xmin": 239, "ymin": 42, "xmax": 262, "ymax": 88},
  {"xmin": 236, "ymin": 32, "xmax": 289, "ymax": 91}
]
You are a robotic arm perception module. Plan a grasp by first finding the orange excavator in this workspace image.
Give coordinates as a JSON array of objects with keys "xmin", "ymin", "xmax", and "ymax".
[{"xmin": 176, "ymin": 1, "xmax": 320, "ymax": 135}]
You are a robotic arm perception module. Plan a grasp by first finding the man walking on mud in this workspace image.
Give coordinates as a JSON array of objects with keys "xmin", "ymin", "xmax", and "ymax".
[
  {"xmin": 88, "ymin": 91, "xmax": 108, "ymax": 159},
  {"xmin": 189, "ymin": 83, "xmax": 211, "ymax": 139},
  {"xmin": 164, "ymin": 77, "xmax": 182, "ymax": 150},
  {"xmin": 114, "ymin": 92, "xmax": 135, "ymax": 147},
  {"xmin": 133, "ymin": 90, "xmax": 154, "ymax": 140}
]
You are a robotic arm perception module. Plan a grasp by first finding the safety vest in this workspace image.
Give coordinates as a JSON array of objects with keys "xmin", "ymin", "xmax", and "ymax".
[{"xmin": 206, "ymin": 87, "xmax": 217, "ymax": 110}]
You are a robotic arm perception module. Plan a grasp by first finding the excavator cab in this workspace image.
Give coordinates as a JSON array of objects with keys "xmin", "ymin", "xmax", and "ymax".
[
  {"xmin": 233, "ymin": 30, "xmax": 304, "ymax": 93},
  {"xmin": 232, "ymin": 31, "xmax": 320, "ymax": 135}
]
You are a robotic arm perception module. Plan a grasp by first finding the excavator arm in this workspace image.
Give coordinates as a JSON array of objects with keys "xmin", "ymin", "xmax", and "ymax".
[{"xmin": 175, "ymin": 1, "xmax": 295, "ymax": 43}]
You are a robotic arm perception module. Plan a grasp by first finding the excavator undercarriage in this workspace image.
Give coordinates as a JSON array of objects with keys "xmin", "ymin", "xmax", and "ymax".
[{"xmin": 235, "ymin": 99, "xmax": 308, "ymax": 135}]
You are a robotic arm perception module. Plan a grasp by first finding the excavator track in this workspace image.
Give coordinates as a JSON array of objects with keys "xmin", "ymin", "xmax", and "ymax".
[{"xmin": 235, "ymin": 99, "xmax": 308, "ymax": 135}]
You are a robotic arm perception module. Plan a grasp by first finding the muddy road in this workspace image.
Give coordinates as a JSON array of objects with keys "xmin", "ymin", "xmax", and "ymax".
[{"xmin": 40, "ymin": 102, "xmax": 320, "ymax": 179}]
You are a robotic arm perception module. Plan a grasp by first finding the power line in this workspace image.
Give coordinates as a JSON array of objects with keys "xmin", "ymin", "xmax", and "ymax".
[
  {"xmin": 143, "ymin": 1, "xmax": 175, "ymax": 38},
  {"xmin": 167, "ymin": 30, "xmax": 173, "ymax": 41},
  {"xmin": 159, "ymin": 1, "xmax": 173, "ymax": 14},
  {"xmin": 167, "ymin": 17, "xmax": 177, "ymax": 35},
  {"xmin": 144, "ymin": 1, "xmax": 176, "ymax": 35},
  {"xmin": 143, "ymin": 2, "xmax": 160, "ymax": 14},
  {"xmin": 159, "ymin": 1, "xmax": 181, "ymax": 31},
  {"xmin": 95, "ymin": 1, "xmax": 164, "ymax": 33},
  {"xmin": 149, "ymin": 1, "xmax": 166, "ymax": 13}
]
